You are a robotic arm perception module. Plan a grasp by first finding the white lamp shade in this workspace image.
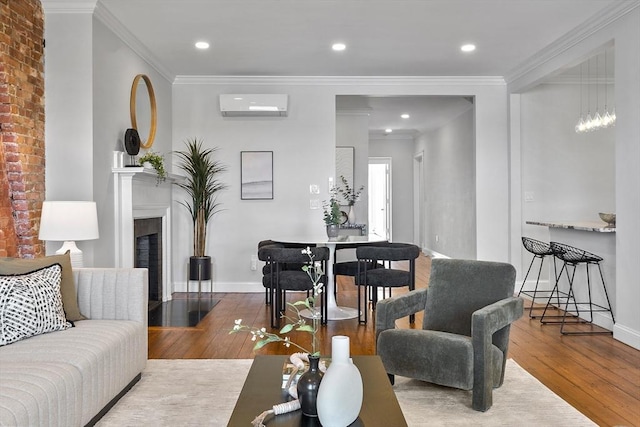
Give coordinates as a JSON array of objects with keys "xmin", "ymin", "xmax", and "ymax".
[{"xmin": 39, "ymin": 201, "xmax": 99, "ymax": 241}]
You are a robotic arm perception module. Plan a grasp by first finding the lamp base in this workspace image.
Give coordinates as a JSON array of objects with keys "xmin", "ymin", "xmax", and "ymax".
[{"xmin": 55, "ymin": 241, "xmax": 84, "ymax": 268}]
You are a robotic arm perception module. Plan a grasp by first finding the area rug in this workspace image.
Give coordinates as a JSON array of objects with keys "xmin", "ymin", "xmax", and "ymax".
[
  {"xmin": 148, "ymin": 298, "xmax": 220, "ymax": 327},
  {"xmin": 96, "ymin": 359, "xmax": 596, "ymax": 427}
]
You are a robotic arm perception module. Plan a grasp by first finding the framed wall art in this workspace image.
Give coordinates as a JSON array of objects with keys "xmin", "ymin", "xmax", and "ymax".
[
  {"xmin": 241, "ymin": 151, "xmax": 273, "ymax": 200},
  {"xmin": 336, "ymin": 146, "xmax": 355, "ymax": 188}
]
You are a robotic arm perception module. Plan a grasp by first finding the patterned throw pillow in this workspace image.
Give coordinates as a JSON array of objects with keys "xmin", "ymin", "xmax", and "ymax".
[
  {"xmin": 0, "ymin": 263, "xmax": 72, "ymax": 346},
  {"xmin": 0, "ymin": 251, "xmax": 86, "ymax": 321}
]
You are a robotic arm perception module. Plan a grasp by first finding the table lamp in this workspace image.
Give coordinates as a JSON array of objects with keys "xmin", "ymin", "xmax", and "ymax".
[{"xmin": 38, "ymin": 201, "xmax": 99, "ymax": 268}]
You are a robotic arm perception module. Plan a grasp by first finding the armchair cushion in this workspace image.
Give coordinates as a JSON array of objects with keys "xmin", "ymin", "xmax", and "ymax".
[{"xmin": 377, "ymin": 329, "xmax": 503, "ymax": 390}]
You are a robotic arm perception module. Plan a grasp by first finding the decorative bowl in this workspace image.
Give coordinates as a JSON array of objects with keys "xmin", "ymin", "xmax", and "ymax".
[{"xmin": 599, "ymin": 212, "xmax": 616, "ymax": 226}]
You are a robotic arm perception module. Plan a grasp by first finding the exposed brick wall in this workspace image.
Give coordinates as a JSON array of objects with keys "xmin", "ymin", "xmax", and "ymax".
[{"xmin": 0, "ymin": 0, "xmax": 45, "ymax": 258}]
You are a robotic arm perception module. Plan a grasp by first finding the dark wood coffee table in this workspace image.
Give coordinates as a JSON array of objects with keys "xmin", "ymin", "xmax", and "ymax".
[{"xmin": 227, "ymin": 355, "xmax": 407, "ymax": 426}]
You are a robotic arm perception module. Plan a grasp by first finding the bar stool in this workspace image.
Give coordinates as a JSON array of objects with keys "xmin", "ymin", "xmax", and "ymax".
[
  {"xmin": 540, "ymin": 241, "xmax": 615, "ymax": 335},
  {"xmin": 519, "ymin": 237, "xmax": 557, "ymax": 318}
]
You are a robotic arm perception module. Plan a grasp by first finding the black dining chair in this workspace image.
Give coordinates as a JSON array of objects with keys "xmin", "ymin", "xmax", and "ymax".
[
  {"xmin": 257, "ymin": 240, "xmax": 317, "ymax": 306},
  {"xmin": 355, "ymin": 243, "xmax": 420, "ymax": 324},
  {"xmin": 259, "ymin": 246, "xmax": 329, "ymax": 328},
  {"xmin": 333, "ymin": 243, "xmax": 382, "ymax": 302}
]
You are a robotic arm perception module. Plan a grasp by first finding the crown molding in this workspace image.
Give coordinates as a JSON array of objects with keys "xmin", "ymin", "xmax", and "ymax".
[
  {"xmin": 41, "ymin": 0, "xmax": 97, "ymax": 14},
  {"xmin": 173, "ymin": 75, "xmax": 505, "ymax": 86},
  {"xmin": 544, "ymin": 76, "xmax": 615, "ymax": 85},
  {"xmin": 93, "ymin": 3, "xmax": 174, "ymax": 82},
  {"xmin": 505, "ymin": 1, "xmax": 639, "ymax": 84}
]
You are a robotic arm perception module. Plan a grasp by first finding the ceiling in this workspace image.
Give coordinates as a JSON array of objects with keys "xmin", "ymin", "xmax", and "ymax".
[
  {"xmin": 95, "ymin": 0, "xmax": 622, "ymax": 134},
  {"xmin": 99, "ymin": 0, "xmax": 619, "ymax": 78},
  {"xmin": 338, "ymin": 95, "xmax": 474, "ymax": 136}
]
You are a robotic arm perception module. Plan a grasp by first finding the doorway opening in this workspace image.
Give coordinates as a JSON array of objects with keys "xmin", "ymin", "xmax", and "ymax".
[{"xmin": 368, "ymin": 157, "xmax": 391, "ymax": 240}]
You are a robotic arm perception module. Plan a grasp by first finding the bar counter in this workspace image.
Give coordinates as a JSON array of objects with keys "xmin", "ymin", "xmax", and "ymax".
[{"xmin": 526, "ymin": 220, "xmax": 615, "ymax": 233}]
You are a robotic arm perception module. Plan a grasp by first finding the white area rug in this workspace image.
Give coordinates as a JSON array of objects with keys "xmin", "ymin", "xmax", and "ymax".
[{"xmin": 97, "ymin": 359, "xmax": 596, "ymax": 427}]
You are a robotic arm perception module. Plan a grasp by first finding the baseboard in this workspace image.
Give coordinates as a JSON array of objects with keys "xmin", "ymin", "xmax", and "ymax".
[
  {"xmin": 422, "ymin": 247, "xmax": 450, "ymax": 259},
  {"xmin": 613, "ymin": 323, "xmax": 640, "ymax": 350},
  {"xmin": 174, "ymin": 281, "xmax": 263, "ymax": 293},
  {"xmin": 516, "ymin": 279, "xmax": 552, "ymax": 300}
]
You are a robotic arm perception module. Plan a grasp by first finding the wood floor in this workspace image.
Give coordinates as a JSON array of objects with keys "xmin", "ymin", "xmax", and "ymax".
[{"xmin": 148, "ymin": 255, "xmax": 640, "ymax": 427}]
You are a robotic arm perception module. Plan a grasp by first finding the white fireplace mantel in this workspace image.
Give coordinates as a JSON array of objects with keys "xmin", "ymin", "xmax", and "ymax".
[{"xmin": 112, "ymin": 167, "xmax": 182, "ymax": 301}]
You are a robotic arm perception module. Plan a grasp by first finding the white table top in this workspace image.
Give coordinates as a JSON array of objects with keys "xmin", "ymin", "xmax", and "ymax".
[{"xmin": 272, "ymin": 234, "xmax": 387, "ymax": 246}]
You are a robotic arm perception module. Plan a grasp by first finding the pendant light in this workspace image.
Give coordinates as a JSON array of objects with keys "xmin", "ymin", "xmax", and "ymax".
[
  {"xmin": 575, "ymin": 49, "xmax": 616, "ymax": 133},
  {"xmin": 584, "ymin": 57, "xmax": 594, "ymax": 132},
  {"xmin": 575, "ymin": 62, "xmax": 586, "ymax": 133},
  {"xmin": 593, "ymin": 54, "xmax": 603, "ymax": 129}
]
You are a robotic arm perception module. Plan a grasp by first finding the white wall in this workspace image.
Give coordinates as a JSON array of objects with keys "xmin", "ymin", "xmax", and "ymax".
[
  {"xmin": 172, "ymin": 83, "xmax": 337, "ymax": 292},
  {"xmin": 415, "ymin": 106, "xmax": 476, "ymax": 259},
  {"xmin": 92, "ymin": 17, "xmax": 173, "ymax": 267},
  {"xmin": 336, "ymin": 109, "xmax": 370, "ymax": 227},
  {"xmin": 44, "ymin": 8, "xmax": 173, "ymax": 268},
  {"xmin": 509, "ymin": 6, "xmax": 640, "ymax": 349},
  {"xmin": 369, "ymin": 136, "xmax": 415, "ymax": 243},
  {"xmin": 44, "ymin": 12, "xmax": 94, "ymax": 260},
  {"xmin": 171, "ymin": 78, "xmax": 510, "ymax": 292},
  {"xmin": 612, "ymin": 8, "xmax": 640, "ymax": 349}
]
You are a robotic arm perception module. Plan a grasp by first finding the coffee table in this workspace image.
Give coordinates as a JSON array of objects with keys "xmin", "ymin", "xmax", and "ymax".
[{"xmin": 227, "ymin": 355, "xmax": 407, "ymax": 426}]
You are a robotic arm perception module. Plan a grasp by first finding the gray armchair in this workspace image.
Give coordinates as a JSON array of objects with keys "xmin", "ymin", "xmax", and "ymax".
[{"xmin": 375, "ymin": 258, "xmax": 524, "ymax": 411}]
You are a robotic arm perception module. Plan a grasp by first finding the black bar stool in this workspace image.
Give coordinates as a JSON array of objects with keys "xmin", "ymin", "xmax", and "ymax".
[
  {"xmin": 519, "ymin": 237, "xmax": 557, "ymax": 318},
  {"xmin": 540, "ymin": 241, "xmax": 615, "ymax": 335}
]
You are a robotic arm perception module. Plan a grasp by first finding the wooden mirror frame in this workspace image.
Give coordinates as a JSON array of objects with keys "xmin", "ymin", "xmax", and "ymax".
[{"xmin": 130, "ymin": 74, "xmax": 157, "ymax": 149}]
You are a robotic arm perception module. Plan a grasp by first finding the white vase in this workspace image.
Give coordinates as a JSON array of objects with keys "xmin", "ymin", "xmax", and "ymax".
[
  {"xmin": 347, "ymin": 205, "xmax": 356, "ymax": 225},
  {"xmin": 317, "ymin": 335, "xmax": 363, "ymax": 427}
]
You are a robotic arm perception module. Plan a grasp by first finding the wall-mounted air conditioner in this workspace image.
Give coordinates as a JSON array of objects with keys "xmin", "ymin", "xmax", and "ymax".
[{"xmin": 219, "ymin": 94, "xmax": 288, "ymax": 117}]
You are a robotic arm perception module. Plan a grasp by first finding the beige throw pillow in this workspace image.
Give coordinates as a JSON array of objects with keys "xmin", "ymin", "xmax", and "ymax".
[{"xmin": 0, "ymin": 251, "xmax": 86, "ymax": 321}]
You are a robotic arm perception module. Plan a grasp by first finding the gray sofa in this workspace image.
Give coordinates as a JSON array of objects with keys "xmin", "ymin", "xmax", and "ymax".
[{"xmin": 0, "ymin": 268, "xmax": 148, "ymax": 426}]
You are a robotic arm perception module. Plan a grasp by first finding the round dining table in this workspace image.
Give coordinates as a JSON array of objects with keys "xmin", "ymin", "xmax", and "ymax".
[{"xmin": 272, "ymin": 234, "xmax": 387, "ymax": 320}]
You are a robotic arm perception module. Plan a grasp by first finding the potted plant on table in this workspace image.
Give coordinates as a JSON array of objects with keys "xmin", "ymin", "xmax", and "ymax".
[
  {"xmin": 174, "ymin": 138, "xmax": 228, "ymax": 283},
  {"xmin": 323, "ymin": 190, "xmax": 341, "ymax": 238}
]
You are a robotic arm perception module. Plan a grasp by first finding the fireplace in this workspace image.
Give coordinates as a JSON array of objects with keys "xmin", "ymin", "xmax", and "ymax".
[
  {"xmin": 135, "ymin": 218, "xmax": 163, "ymax": 310},
  {"xmin": 113, "ymin": 167, "xmax": 174, "ymax": 303}
]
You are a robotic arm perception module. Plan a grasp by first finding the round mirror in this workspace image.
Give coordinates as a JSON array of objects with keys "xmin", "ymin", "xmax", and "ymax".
[{"xmin": 130, "ymin": 74, "xmax": 157, "ymax": 149}]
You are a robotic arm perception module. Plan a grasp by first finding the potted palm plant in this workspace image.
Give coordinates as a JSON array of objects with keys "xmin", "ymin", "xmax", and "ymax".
[{"xmin": 174, "ymin": 138, "xmax": 228, "ymax": 282}]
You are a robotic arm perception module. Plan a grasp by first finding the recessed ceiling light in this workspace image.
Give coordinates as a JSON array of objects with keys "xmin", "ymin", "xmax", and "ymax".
[
  {"xmin": 460, "ymin": 44, "xmax": 476, "ymax": 53},
  {"xmin": 332, "ymin": 43, "xmax": 346, "ymax": 51},
  {"xmin": 385, "ymin": 129, "xmax": 393, "ymax": 133},
  {"xmin": 401, "ymin": 113, "xmax": 410, "ymax": 119},
  {"xmin": 195, "ymin": 41, "xmax": 210, "ymax": 49}
]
